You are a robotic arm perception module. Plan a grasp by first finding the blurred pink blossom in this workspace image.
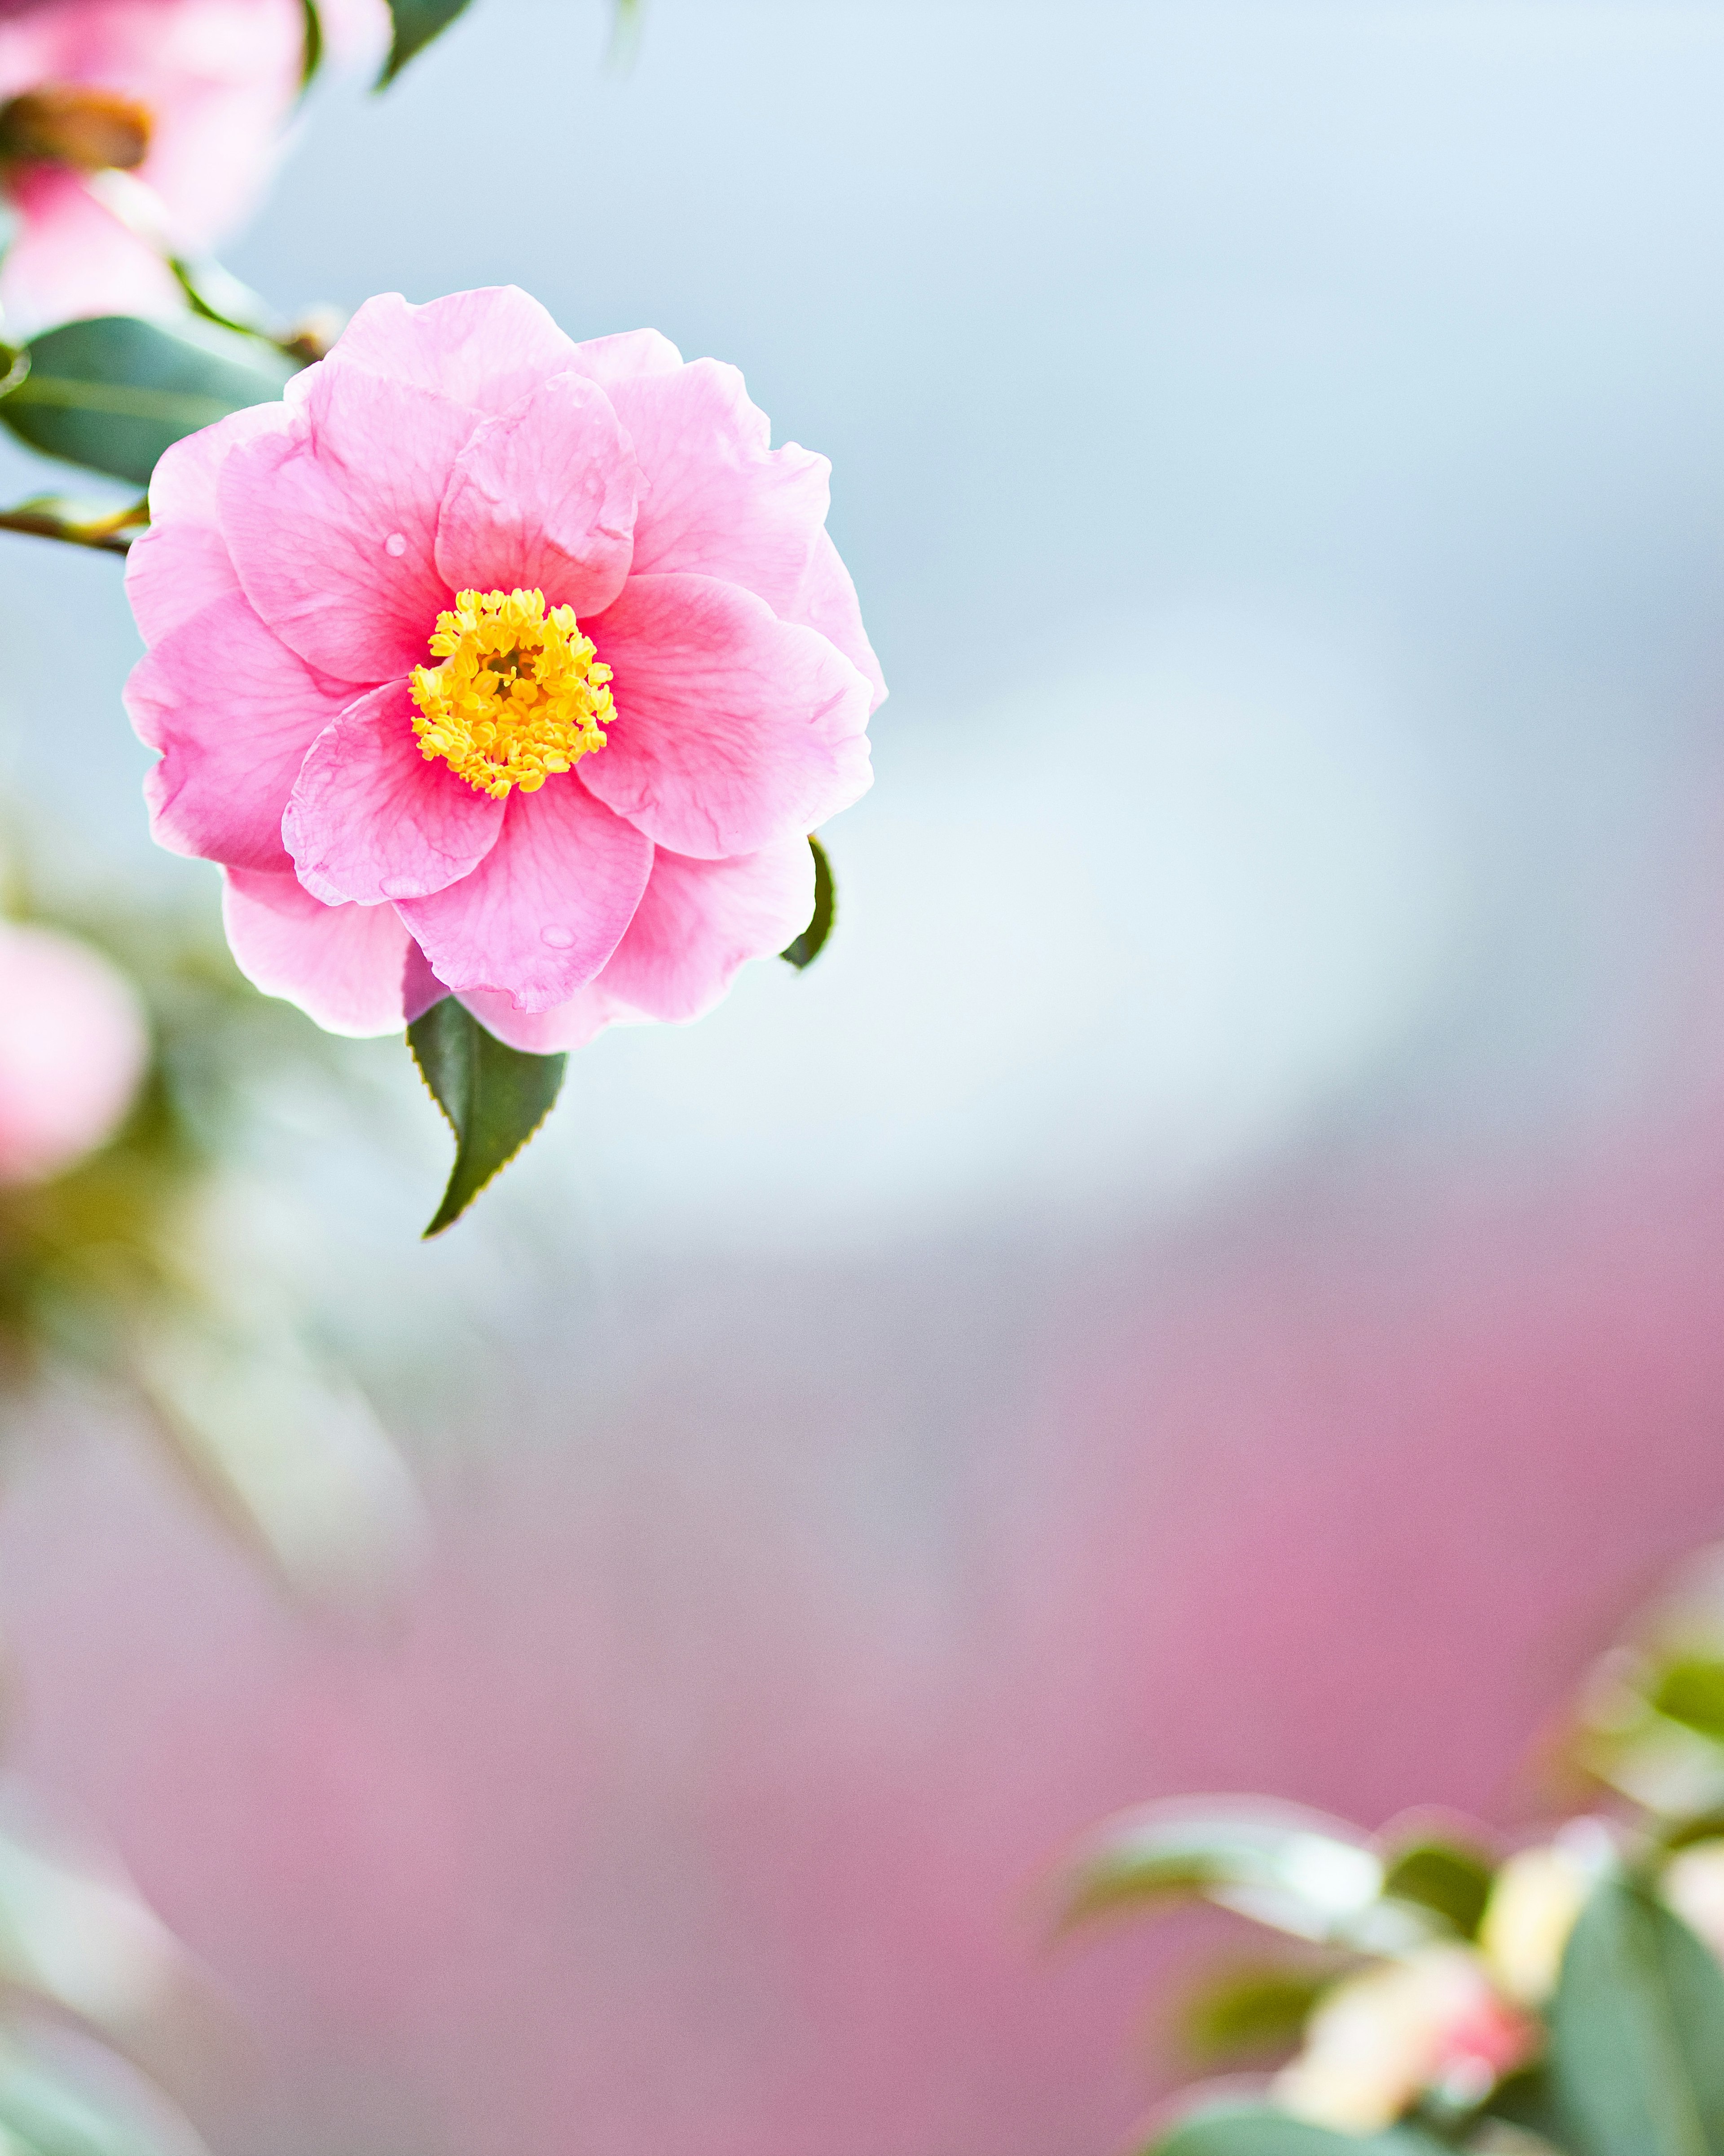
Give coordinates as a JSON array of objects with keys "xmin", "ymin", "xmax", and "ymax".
[
  {"xmin": 0, "ymin": 0, "xmax": 389, "ymax": 336},
  {"xmin": 124, "ymin": 285, "xmax": 885, "ymax": 1049},
  {"xmin": 0, "ymin": 922, "xmax": 147, "ymax": 1184}
]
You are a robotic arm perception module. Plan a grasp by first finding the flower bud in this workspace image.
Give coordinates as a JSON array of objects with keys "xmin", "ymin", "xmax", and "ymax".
[{"xmin": 0, "ymin": 924, "xmax": 147, "ymax": 1186}]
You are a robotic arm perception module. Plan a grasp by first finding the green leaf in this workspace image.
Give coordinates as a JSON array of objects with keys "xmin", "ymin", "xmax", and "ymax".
[
  {"xmin": 780, "ymin": 835, "xmax": 835, "ymax": 969},
  {"xmin": 1485, "ymin": 2067, "xmax": 1574, "ymax": 2149},
  {"xmin": 407, "ymin": 998, "xmax": 566, "ymax": 1236},
  {"xmin": 377, "ymin": 0, "xmax": 472, "ymax": 84},
  {"xmin": 1549, "ymin": 1876, "xmax": 1724, "ymax": 2156},
  {"xmin": 1052, "ymin": 1805, "xmax": 1393, "ymax": 1946},
  {"xmin": 1380, "ymin": 1839, "xmax": 1495, "ymax": 1939},
  {"xmin": 0, "ymin": 316, "xmax": 295, "ymax": 486},
  {"xmin": 1144, "ymin": 2105, "xmax": 1451, "ymax": 2156},
  {"xmin": 1179, "ymin": 1960, "xmax": 1329, "ymax": 2064},
  {"xmin": 300, "ymin": 0, "xmax": 323, "ymax": 85},
  {"xmin": 1654, "ymin": 1659, "xmax": 1724, "ymax": 1743}
]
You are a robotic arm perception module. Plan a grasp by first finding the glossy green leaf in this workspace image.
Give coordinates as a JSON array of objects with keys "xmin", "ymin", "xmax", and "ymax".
[
  {"xmin": 378, "ymin": 0, "xmax": 471, "ymax": 83},
  {"xmin": 408, "ymin": 998, "xmax": 566, "ymax": 1236},
  {"xmin": 780, "ymin": 835, "xmax": 835, "ymax": 969},
  {"xmin": 1654, "ymin": 1658, "xmax": 1724, "ymax": 1743},
  {"xmin": 0, "ymin": 316, "xmax": 295, "ymax": 485},
  {"xmin": 1380, "ymin": 1839, "xmax": 1495, "ymax": 1939},
  {"xmin": 1053, "ymin": 1805, "xmax": 1398, "ymax": 1947},
  {"xmin": 1549, "ymin": 1877, "xmax": 1724, "ymax": 2156},
  {"xmin": 1180, "ymin": 1961, "xmax": 1328, "ymax": 2064},
  {"xmin": 1144, "ymin": 2105, "xmax": 1451, "ymax": 2156}
]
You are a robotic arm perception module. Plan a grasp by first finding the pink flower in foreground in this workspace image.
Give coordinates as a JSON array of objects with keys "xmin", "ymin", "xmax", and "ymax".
[
  {"xmin": 124, "ymin": 286, "xmax": 885, "ymax": 1050},
  {"xmin": 0, "ymin": 0, "xmax": 388, "ymax": 336},
  {"xmin": 0, "ymin": 923, "xmax": 147, "ymax": 1184}
]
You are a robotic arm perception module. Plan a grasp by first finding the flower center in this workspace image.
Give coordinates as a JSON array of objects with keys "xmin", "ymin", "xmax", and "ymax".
[
  {"xmin": 0, "ymin": 85, "xmax": 153, "ymax": 172},
  {"xmin": 409, "ymin": 588, "xmax": 613, "ymax": 801}
]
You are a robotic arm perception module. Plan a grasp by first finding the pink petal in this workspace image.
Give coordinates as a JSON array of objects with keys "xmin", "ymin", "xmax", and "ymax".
[
  {"xmin": 323, "ymin": 288, "xmax": 583, "ymax": 416},
  {"xmin": 566, "ymin": 328, "xmax": 683, "ymax": 390},
  {"xmin": 455, "ymin": 987, "xmax": 613, "ymax": 1055},
  {"xmin": 125, "ymin": 591, "xmax": 353, "ymax": 873},
  {"xmin": 606, "ymin": 360, "xmax": 829, "ymax": 619},
  {"xmin": 396, "ymin": 779, "xmax": 652, "ymax": 1012},
  {"xmin": 127, "ymin": 400, "xmax": 291, "ymax": 646},
  {"xmin": 222, "ymin": 868, "xmax": 443, "ymax": 1038},
  {"xmin": 0, "ymin": 167, "xmax": 180, "ymax": 337},
  {"xmin": 597, "ymin": 837, "xmax": 817, "ymax": 1023},
  {"xmin": 220, "ymin": 362, "xmax": 475, "ymax": 682},
  {"xmin": 283, "ymin": 681, "xmax": 505, "ymax": 905},
  {"xmin": 578, "ymin": 573, "xmax": 872, "ymax": 858},
  {"xmin": 435, "ymin": 371, "xmax": 641, "ymax": 616},
  {"xmin": 787, "ymin": 527, "xmax": 888, "ymax": 715}
]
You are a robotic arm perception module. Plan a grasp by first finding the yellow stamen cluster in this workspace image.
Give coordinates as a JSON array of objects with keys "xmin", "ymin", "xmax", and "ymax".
[{"xmin": 409, "ymin": 587, "xmax": 612, "ymax": 800}]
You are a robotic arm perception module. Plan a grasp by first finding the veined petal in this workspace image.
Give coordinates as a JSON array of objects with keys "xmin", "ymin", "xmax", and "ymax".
[
  {"xmin": 126, "ymin": 590, "xmax": 353, "ymax": 873},
  {"xmin": 606, "ymin": 360, "xmax": 829, "ymax": 618},
  {"xmin": 597, "ymin": 837, "xmax": 816, "ymax": 1023},
  {"xmin": 579, "ymin": 572, "xmax": 872, "ymax": 858},
  {"xmin": 435, "ymin": 371, "xmax": 641, "ymax": 617},
  {"xmin": 126, "ymin": 400, "xmax": 291, "ymax": 646},
  {"xmin": 456, "ymin": 985, "xmax": 614, "ymax": 1054},
  {"xmin": 396, "ymin": 779, "xmax": 652, "ymax": 1011},
  {"xmin": 220, "ymin": 362, "xmax": 474, "ymax": 682},
  {"xmin": 566, "ymin": 327, "xmax": 683, "ymax": 390},
  {"xmin": 284, "ymin": 681, "xmax": 506, "ymax": 904},
  {"xmin": 323, "ymin": 287, "xmax": 583, "ymax": 414},
  {"xmin": 787, "ymin": 527, "xmax": 887, "ymax": 714},
  {"xmin": 222, "ymin": 868, "xmax": 443, "ymax": 1039}
]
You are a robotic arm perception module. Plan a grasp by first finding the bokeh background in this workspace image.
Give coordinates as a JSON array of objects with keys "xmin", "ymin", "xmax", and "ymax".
[{"xmin": 5, "ymin": 1, "xmax": 1724, "ymax": 2149}]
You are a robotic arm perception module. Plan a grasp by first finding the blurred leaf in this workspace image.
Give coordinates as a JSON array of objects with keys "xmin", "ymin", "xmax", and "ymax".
[
  {"xmin": 780, "ymin": 835, "xmax": 835, "ymax": 969},
  {"xmin": 0, "ymin": 317, "xmax": 294, "ymax": 486},
  {"xmin": 1381, "ymin": 1839, "xmax": 1495, "ymax": 1939},
  {"xmin": 1179, "ymin": 1961, "xmax": 1329, "ymax": 2064},
  {"xmin": 1486, "ymin": 2068, "xmax": 1576, "ymax": 2150},
  {"xmin": 1654, "ymin": 1660, "xmax": 1724, "ymax": 1743},
  {"xmin": 135, "ymin": 1320, "xmax": 422, "ymax": 1606},
  {"xmin": 168, "ymin": 258, "xmax": 274, "ymax": 341},
  {"xmin": 0, "ymin": 2046, "xmax": 203, "ymax": 2156},
  {"xmin": 0, "ymin": 1831, "xmax": 181, "ymax": 2044},
  {"xmin": 408, "ymin": 998, "xmax": 566, "ymax": 1236},
  {"xmin": 1549, "ymin": 1877, "xmax": 1724, "ymax": 2155},
  {"xmin": 377, "ymin": 0, "xmax": 471, "ymax": 83},
  {"xmin": 300, "ymin": 0, "xmax": 323, "ymax": 86},
  {"xmin": 1053, "ymin": 1804, "xmax": 1395, "ymax": 1947},
  {"xmin": 1143, "ymin": 2105, "xmax": 1451, "ymax": 2155}
]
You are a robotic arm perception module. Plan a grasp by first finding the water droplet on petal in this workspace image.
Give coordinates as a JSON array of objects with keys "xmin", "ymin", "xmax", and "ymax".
[
  {"xmin": 541, "ymin": 926, "xmax": 575, "ymax": 949},
  {"xmin": 384, "ymin": 532, "xmax": 407, "ymax": 557}
]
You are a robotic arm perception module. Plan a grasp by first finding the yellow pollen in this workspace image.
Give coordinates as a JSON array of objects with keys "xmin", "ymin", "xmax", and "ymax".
[{"xmin": 409, "ymin": 587, "xmax": 613, "ymax": 800}]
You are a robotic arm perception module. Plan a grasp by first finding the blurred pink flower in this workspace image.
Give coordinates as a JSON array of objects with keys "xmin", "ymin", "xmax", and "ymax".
[
  {"xmin": 124, "ymin": 285, "xmax": 884, "ymax": 1049},
  {"xmin": 1274, "ymin": 1946, "xmax": 1535, "ymax": 2133},
  {"xmin": 0, "ymin": 0, "xmax": 389, "ymax": 336},
  {"xmin": 0, "ymin": 922, "xmax": 147, "ymax": 1184}
]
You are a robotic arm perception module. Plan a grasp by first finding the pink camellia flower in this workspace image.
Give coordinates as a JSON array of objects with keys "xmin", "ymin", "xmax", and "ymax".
[
  {"xmin": 0, "ymin": 0, "xmax": 389, "ymax": 336},
  {"xmin": 0, "ymin": 922, "xmax": 148, "ymax": 1184},
  {"xmin": 123, "ymin": 285, "xmax": 885, "ymax": 1050}
]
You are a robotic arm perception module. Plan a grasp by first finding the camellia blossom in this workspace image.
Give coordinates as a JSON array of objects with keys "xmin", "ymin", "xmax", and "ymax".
[
  {"xmin": 124, "ymin": 285, "xmax": 885, "ymax": 1051},
  {"xmin": 0, "ymin": 922, "xmax": 148, "ymax": 1185},
  {"xmin": 1273, "ymin": 1945, "xmax": 1535, "ymax": 2133},
  {"xmin": 0, "ymin": 0, "xmax": 388, "ymax": 336}
]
